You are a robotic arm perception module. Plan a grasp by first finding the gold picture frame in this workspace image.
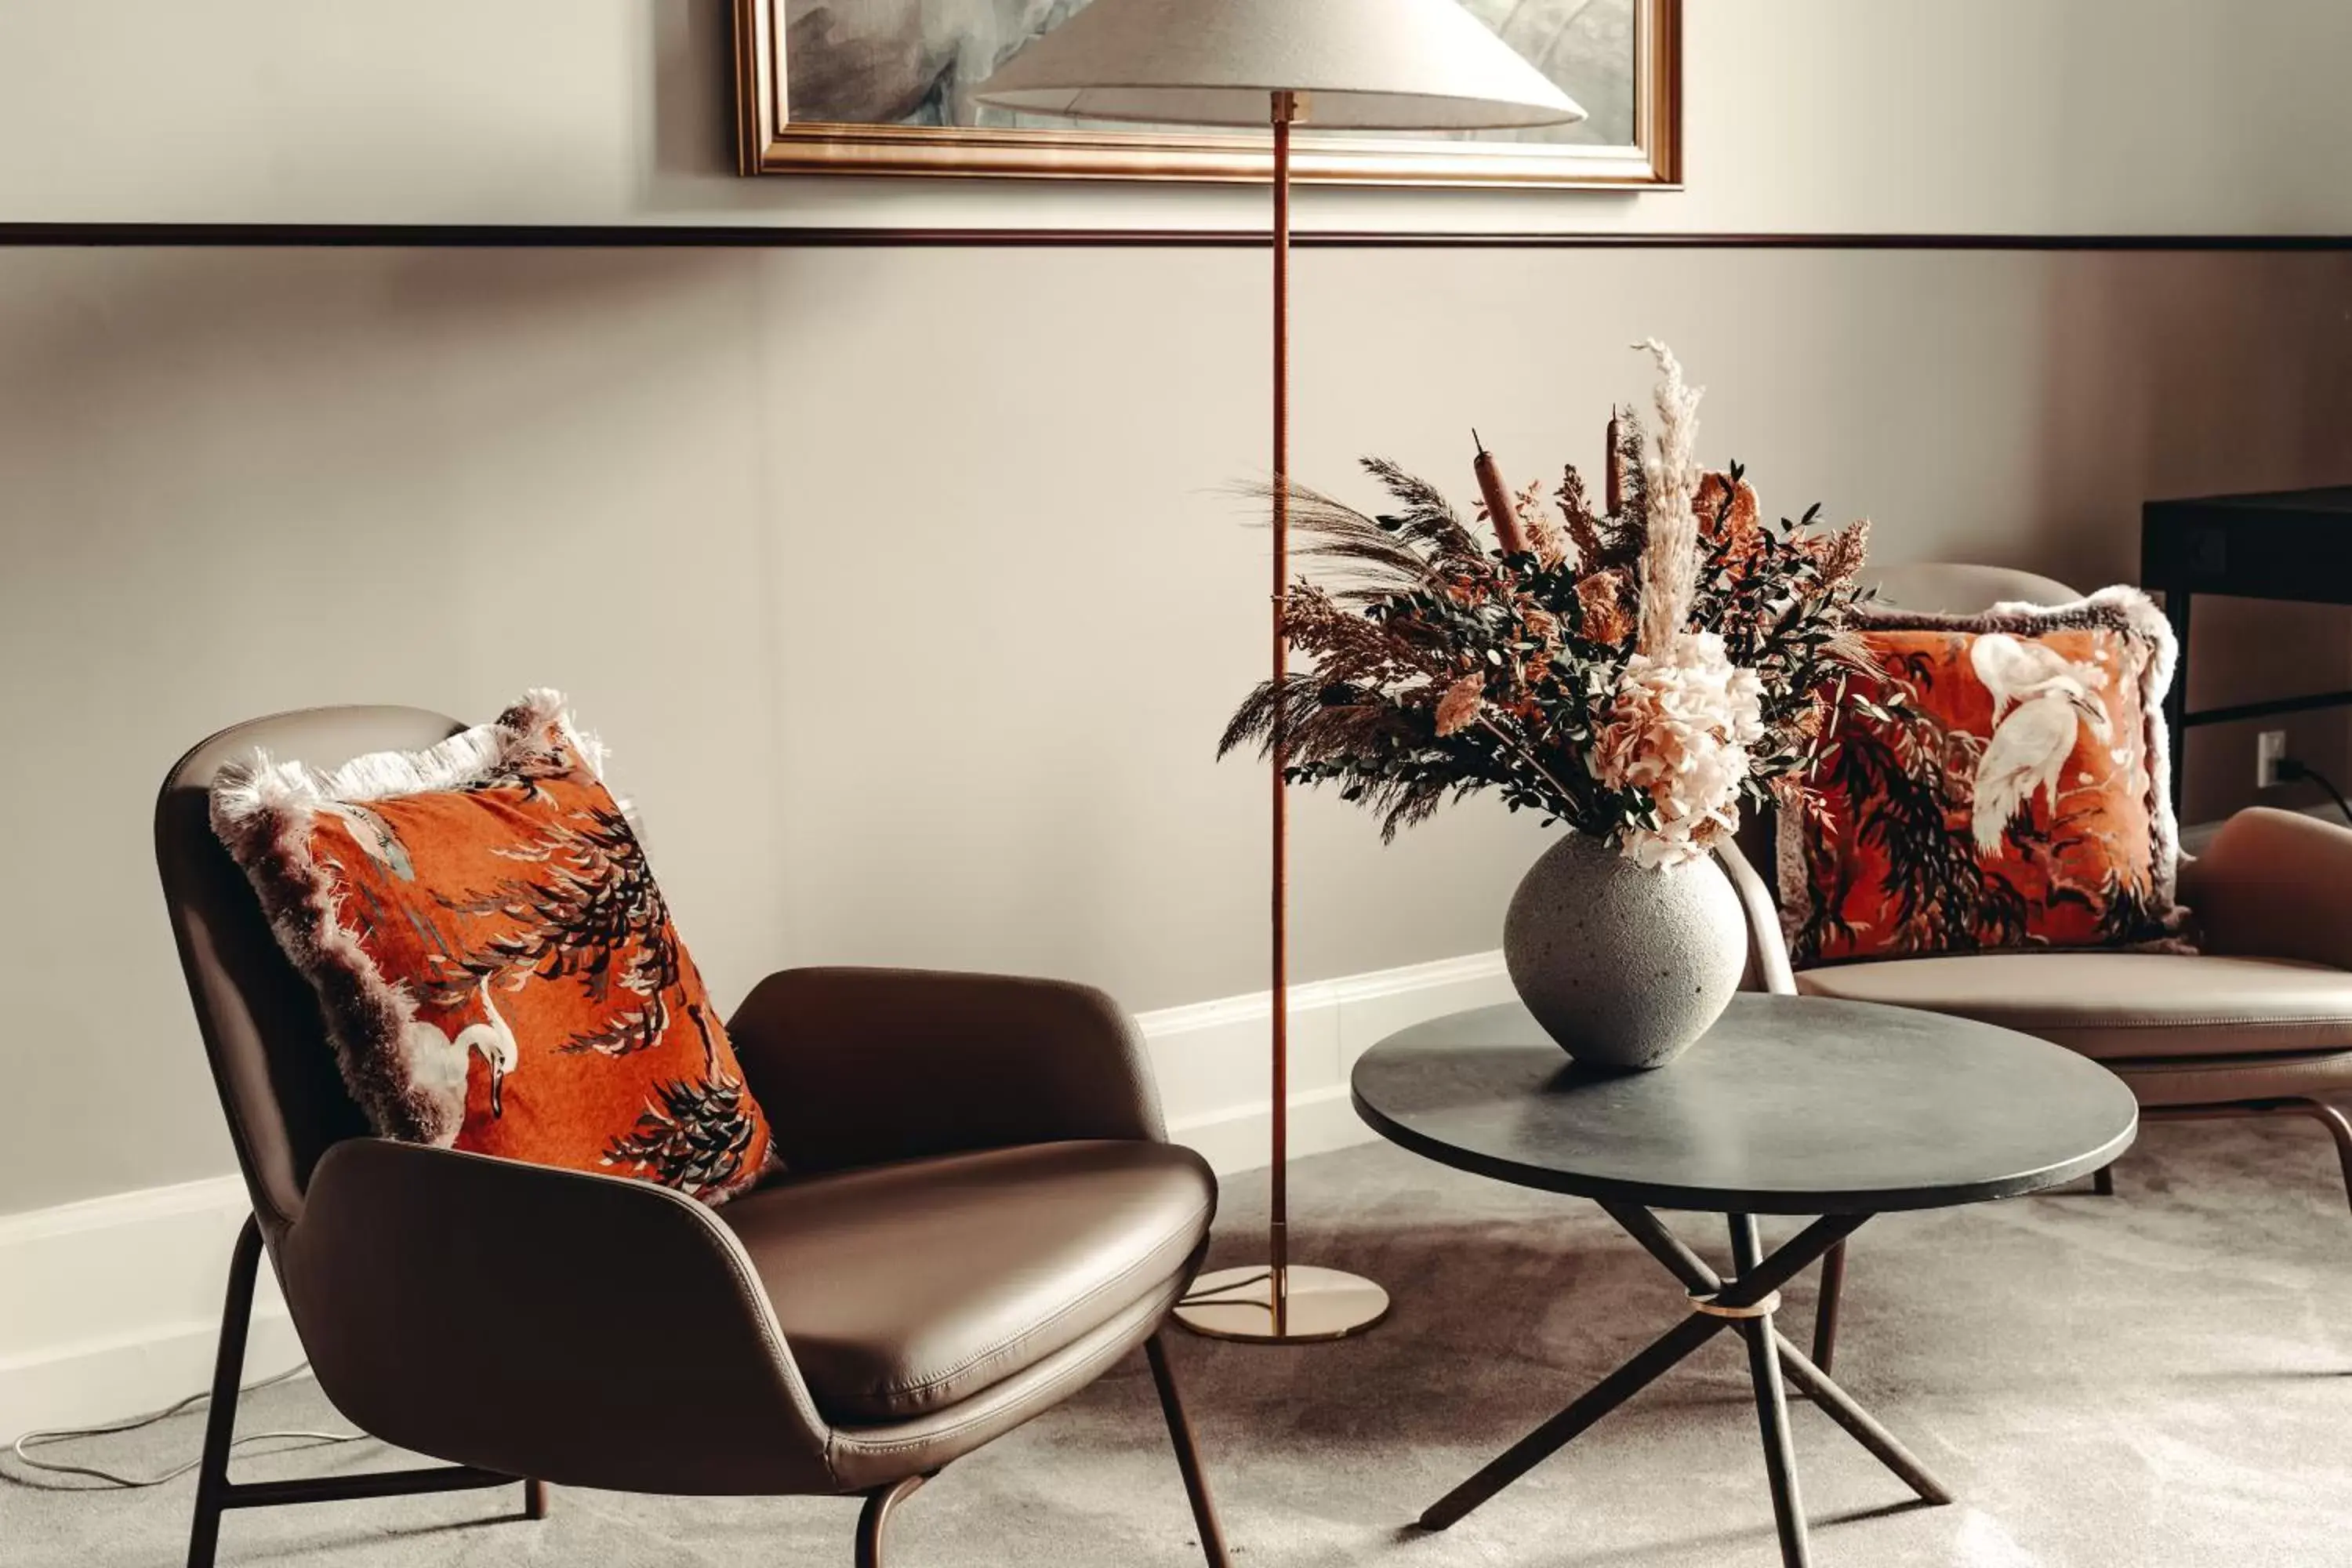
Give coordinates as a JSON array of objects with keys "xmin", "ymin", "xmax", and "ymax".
[{"xmin": 734, "ymin": 0, "xmax": 1680, "ymax": 191}]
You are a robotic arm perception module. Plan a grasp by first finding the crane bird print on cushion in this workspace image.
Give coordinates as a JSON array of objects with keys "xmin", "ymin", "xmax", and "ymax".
[
  {"xmin": 210, "ymin": 691, "xmax": 776, "ymax": 1203},
  {"xmin": 1780, "ymin": 587, "xmax": 2187, "ymax": 967}
]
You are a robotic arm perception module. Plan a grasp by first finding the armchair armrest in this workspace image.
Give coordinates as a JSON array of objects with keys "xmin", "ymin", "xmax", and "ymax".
[
  {"xmin": 2180, "ymin": 807, "xmax": 2352, "ymax": 970},
  {"xmin": 1715, "ymin": 838, "xmax": 1798, "ymax": 996},
  {"xmin": 728, "ymin": 967, "xmax": 1165, "ymax": 1174},
  {"xmin": 278, "ymin": 1138, "xmax": 836, "ymax": 1497}
]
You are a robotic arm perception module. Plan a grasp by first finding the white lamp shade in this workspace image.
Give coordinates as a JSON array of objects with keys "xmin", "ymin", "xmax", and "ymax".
[{"xmin": 973, "ymin": 0, "xmax": 1586, "ymax": 132}]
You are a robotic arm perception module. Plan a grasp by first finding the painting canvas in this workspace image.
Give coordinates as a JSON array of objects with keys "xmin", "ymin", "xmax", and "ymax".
[{"xmin": 735, "ymin": 0, "xmax": 1679, "ymax": 190}]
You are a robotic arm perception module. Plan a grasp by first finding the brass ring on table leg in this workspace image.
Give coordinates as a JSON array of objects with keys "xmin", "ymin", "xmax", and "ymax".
[{"xmin": 1690, "ymin": 1289, "xmax": 1782, "ymax": 1320}]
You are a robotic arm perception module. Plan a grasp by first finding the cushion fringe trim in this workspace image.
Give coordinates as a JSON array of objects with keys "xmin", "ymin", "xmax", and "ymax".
[{"xmin": 208, "ymin": 689, "xmax": 593, "ymax": 1146}]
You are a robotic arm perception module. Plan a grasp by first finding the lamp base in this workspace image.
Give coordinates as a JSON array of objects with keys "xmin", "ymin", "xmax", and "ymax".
[{"xmin": 1171, "ymin": 1263, "xmax": 1390, "ymax": 1343}]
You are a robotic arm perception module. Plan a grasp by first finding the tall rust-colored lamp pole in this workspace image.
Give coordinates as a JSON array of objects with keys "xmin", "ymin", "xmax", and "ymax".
[{"xmin": 979, "ymin": 0, "xmax": 1583, "ymax": 1344}]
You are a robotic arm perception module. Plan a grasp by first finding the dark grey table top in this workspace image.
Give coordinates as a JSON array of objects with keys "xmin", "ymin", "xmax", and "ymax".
[{"xmin": 1351, "ymin": 994, "xmax": 2139, "ymax": 1214}]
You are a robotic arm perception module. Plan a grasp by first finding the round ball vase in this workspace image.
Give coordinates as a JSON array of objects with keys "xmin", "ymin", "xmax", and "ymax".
[{"xmin": 1503, "ymin": 833, "xmax": 1747, "ymax": 1071}]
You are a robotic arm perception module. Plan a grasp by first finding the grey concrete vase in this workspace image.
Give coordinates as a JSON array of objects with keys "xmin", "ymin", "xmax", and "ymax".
[{"xmin": 1503, "ymin": 832, "xmax": 1746, "ymax": 1070}]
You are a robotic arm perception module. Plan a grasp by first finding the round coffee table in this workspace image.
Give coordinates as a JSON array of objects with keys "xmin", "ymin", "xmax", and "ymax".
[{"xmin": 1351, "ymin": 993, "xmax": 2138, "ymax": 1568}]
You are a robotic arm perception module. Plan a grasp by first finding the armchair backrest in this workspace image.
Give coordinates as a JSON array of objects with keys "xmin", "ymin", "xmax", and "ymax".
[
  {"xmin": 155, "ymin": 706, "xmax": 466, "ymax": 1238},
  {"xmin": 1869, "ymin": 561, "xmax": 2081, "ymax": 615}
]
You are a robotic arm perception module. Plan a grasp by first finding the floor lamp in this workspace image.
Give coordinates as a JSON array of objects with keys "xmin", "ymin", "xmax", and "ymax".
[{"xmin": 979, "ymin": 0, "xmax": 1582, "ymax": 1344}]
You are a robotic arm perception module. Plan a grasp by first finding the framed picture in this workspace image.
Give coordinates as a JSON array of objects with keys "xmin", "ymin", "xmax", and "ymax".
[{"xmin": 734, "ymin": 0, "xmax": 1680, "ymax": 190}]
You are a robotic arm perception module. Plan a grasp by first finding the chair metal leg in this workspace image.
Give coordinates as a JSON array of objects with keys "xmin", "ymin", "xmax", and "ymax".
[
  {"xmin": 2299, "ymin": 1100, "xmax": 2352, "ymax": 1216},
  {"xmin": 848, "ymin": 1338, "xmax": 1223, "ymax": 1568},
  {"xmin": 2143, "ymin": 1098, "xmax": 2352, "ymax": 1218},
  {"xmin": 1810, "ymin": 1239, "xmax": 1846, "ymax": 1375},
  {"xmin": 854, "ymin": 1473, "xmax": 928, "ymax": 1568},
  {"xmin": 183, "ymin": 1214, "xmax": 527, "ymax": 1568},
  {"xmin": 1145, "ymin": 1332, "xmax": 1232, "ymax": 1568},
  {"xmin": 186, "ymin": 1216, "xmax": 265, "ymax": 1568}
]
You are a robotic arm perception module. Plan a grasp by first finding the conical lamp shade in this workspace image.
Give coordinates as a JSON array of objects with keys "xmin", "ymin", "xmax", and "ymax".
[{"xmin": 975, "ymin": 0, "xmax": 1585, "ymax": 131}]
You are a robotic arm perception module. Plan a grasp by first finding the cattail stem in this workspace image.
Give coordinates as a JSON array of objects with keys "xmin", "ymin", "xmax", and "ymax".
[
  {"xmin": 1472, "ymin": 430, "xmax": 1531, "ymax": 557},
  {"xmin": 1605, "ymin": 408, "xmax": 1624, "ymax": 516}
]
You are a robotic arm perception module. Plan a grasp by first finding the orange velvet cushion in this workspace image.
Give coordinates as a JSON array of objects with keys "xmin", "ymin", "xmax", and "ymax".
[
  {"xmin": 212, "ymin": 691, "xmax": 775, "ymax": 1203},
  {"xmin": 1780, "ymin": 588, "xmax": 2185, "ymax": 967}
]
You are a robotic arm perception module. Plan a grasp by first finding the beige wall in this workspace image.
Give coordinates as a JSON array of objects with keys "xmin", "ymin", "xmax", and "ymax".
[
  {"xmin": 2, "ymin": 2, "xmax": 2350, "ymax": 1215},
  {"xmin": 5, "ymin": 243, "xmax": 2350, "ymax": 1216}
]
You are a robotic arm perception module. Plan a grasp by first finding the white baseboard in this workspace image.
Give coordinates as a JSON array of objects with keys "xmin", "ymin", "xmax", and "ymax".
[
  {"xmin": 0, "ymin": 949, "xmax": 1509, "ymax": 1443},
  {"xmin": 1145, "ymin": 949, "xmax": 1513, "ymax": 1174},
  {"xmin": 0, "ymin": 1177, "xmax": 303, "ymax": 1445}
]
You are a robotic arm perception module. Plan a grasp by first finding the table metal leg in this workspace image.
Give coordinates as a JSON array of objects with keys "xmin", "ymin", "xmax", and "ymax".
[
  {"xmin": 1611, "ymin": 1203, "xmax": 1944, "ymax": 1504},
  {"xmin": 1732, "ymin": 1215, "xmax": 1809, "ymax": 1568},
  {"xmin": 1600, "ymin": 1200, "xmax": 1721, "ymax": 1292},
  {"xmin": 1771, "ymin": 1333, "xmax": 1950, "ymax": 1504},
  {"xmin": 1416, "ymin": 1206, "xmax": 1941, "ymax": 1562},
  {"xmin": 1417, "ymin": 1308, "xmax": 1726, "ymax": 1530},
  {"xmin": 1812, "ymin": 1239, "xmax": 1847, "ymax": 1374}
]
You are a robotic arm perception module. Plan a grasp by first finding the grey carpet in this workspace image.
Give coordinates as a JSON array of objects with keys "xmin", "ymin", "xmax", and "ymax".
[{"xmin": 8, "ymin": 1121, "xmax": 2352, "ymax": 1567}]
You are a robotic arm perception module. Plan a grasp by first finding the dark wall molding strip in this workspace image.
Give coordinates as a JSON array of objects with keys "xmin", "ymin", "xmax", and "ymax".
[{"xmin": 2, "ymin": 223, "xmax": 2350, "ymax": 251}]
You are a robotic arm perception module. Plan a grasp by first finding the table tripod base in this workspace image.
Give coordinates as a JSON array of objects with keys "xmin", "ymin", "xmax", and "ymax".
[
  {"xmin": 1418, "ymin": 1210, "xmax": 1947, "ymax": 1568},
  {"xmin": 1172, "ymin": 1264, "xmax": 1389, "ymax": 1343}
]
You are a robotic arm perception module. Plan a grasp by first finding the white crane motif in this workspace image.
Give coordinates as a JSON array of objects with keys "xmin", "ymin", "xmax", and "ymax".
[
  {"xmin": 1968, "ymin": 635, "xmax": 2113, "ymax": 856},
  {"xmin": 403, "ymin": 975, "xmax": 521, "ymax": 1119}
]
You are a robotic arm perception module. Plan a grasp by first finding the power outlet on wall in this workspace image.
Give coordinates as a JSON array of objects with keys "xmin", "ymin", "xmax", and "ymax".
[{"xmin": 2256, "ymin": 729, "xmax": 2288, "ymax": 790}]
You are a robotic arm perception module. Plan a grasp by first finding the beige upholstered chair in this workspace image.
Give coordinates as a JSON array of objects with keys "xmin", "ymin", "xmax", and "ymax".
[
  {"xmin": 156, "ymin": 706, "xmax": 1229, "ymax": 1568},
  {"xmin": 1722, "ymin": 564, "xmax": 2352, "ymax": 1367}
]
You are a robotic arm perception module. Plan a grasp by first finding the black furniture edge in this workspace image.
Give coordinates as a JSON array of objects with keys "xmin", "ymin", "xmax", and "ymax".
[
  {"xmin": 7, "ymin": 223, "xmax": 2352, "ymax": 250},
  {"xmin": 2141, "ymin": 486, "xmax": 2352, "ymax": 802},
  {"xmin": 1347, "ymin": 1082, "xmax": 2134, "ymax": 1217}
]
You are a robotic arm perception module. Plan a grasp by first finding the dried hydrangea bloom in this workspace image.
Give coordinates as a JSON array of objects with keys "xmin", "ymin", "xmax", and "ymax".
[{"xmin": 1592, "ymin": 631, "xmax": 1766, "ymax": 869}]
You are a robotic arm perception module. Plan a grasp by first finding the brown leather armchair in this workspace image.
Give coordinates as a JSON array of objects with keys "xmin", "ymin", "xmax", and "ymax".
[
  {"xmin": 156, "ymin": 706, "xmax": 1230, "ymax": 1568},
  {"xmin": 1722, "ymin": 564, "xmax": 2352, "ymax": 1367}
]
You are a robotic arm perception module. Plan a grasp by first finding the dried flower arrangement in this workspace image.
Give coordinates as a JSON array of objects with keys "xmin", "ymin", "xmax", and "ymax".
[{"xmin": 1221, "ymin": 343, "xmax": 1877, "ymax": 869}]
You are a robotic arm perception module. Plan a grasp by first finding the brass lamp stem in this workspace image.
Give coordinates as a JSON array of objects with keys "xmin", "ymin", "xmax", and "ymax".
[
  {"xmin": 1269, "ymin": 86, "xmax": 1296, "ymax": 1337},
  {"xmin": 1171, "ymin": 88, "xmax": 1388, "ymax": 1348}
]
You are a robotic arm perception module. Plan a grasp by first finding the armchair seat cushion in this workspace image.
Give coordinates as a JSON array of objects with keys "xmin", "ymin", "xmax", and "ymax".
[
  {"xmin": 1795, "ymin": 951, "xmax": 2352, "ymax": 1060},
  {"xmin": 720, "ymin": 1139, "xmax": 1214, "ymax": 1425}
]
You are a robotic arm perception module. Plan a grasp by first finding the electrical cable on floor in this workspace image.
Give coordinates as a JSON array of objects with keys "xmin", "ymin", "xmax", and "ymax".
[
  {"xmin": 6, "ymin": 1362, "xmax": 370, "ymax": 1490},
  {"xmin": 1178, "ymin": 1269, "xmax": 1272, "ymax": 1307},
  {"xmin": 2276, "ymin": 757, "xmax": 2352, "ymax": 828}
]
